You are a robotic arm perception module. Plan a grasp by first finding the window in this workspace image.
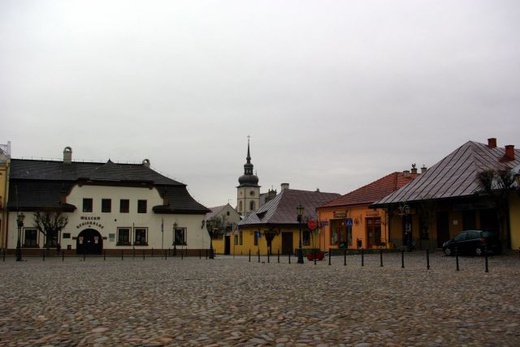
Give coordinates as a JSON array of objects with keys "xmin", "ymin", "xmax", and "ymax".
[
  {"xmin": 239, "ymin": 230, "xmax": 243, "ymax": 245},
  {"xmin": 234, "ymin": 234, "xmax": 238, "ymax": 245},
  {"xmin": 83, "ymin": 198, "xmax": 93, "ymax": 212},
  {"xmin": 24, "ymin": 228, "xmax": 38, "ymax": 247},
  {"xmin": 249, "ymin": 201, "xmax": 255, "ymax": 211},
  {"xmin": 120, "ymin": 199, "xmax": 129, "ymax": 213},
  {"xmin": 134, "ymin": 228, "xmax": 148, "ymax": 245},
  {"xmin": 254, "ymin": 230, "xmax": 259, "ymax": 246},
  {"xmin": 45, "ymin": 234, "xmax": 59, "ymax": 248},
  {"xmin": 101, "ymin": 199, "xmax": 111, "ymax": 213},
  {"xmin": 117, "ymin": 228, "xmax": 131, "ymax": 246},
  {"xmin": 137, "ymin": 200, "xmax": 147, "ymax": 214},
  {"xmin": 303, "ymin": 230, "xmax": 311, "ymax": 246},
  {"xmin": 174, "ymin": 227, "xmax": 187, "ymax": 245}
]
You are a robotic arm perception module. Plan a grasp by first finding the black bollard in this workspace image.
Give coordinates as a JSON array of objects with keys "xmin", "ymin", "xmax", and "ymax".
[
  {"xmin": 426, "ymin": 249, "xmax": 430, "ymax": 270},
  {"xmin": 343, "ymin": 248, "xmax": 347, "ymax": 266},
  {"xmin": 43, "ymin": 250, "xmax": 45, "ymax": 262},
  {"xmin": 361, "ymin": 248, "xmax": 364, "ymax": 267},
  {"xmin": 314, "ymin": 249, "xmax": 317, "ymax": 265},
  {"xmin": 257, "ymin": 249, "xmax": 260, "ymax": 263},
  {"xmin": 401, "ymin": 249, "xmax": 405, "ymax": 268},
  {"xmin": 380, "ymin": 249, "xmax": 384, "ymax": 267},
  {"xmin": 328, "ymin": 249, "xmax": 331, "ymax": 266},
  {"xmin": 143, "ymin": 250, "xmax": 145, "ymax": 260},
  {"xmin": 485, "ymin": 246, "xmax": 489, "ymax": 273},
  {"xmin": 83, "ymin": 250, "xmax": 86, "ymax": 262},
  {"xmin": 267, "ymin": 250, "xmax": 270, "ymax": 263},
  {"xmin": 455, "ymin": 247, "xmax": 460, "ymax": 271},
  {"xmin": 104, "ymin": 251, "xmax": 106, "ymax": 261},
  {"xmin": 278, "ymin": 250, "xmax": 280, "ymax": 264},
  {"xmin": 248, "ymin": 249, "xmax": 251, "ymax": 262},
  {"xmin": 288, "ymin": 252, "xmax": 291, "ymax": 264}
]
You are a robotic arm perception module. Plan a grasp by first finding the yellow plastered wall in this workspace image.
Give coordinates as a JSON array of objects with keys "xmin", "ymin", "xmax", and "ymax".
[{"xmin": 510, "ymin": 192, "xmax": 520, "ymax": 250}]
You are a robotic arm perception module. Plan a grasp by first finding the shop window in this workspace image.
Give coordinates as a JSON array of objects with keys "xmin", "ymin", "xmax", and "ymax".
[
  {"xmin": 134, "ymin": 228, "xmax": 148, "ymax": 245},
  {"xmin": 120, "ymin": 199, "xmax": 129, "ymax": 213},
  {"xmin": 117, "ymin": 228, "xmax": 131, "ymax": 246},
  {"xmin": 24, "ymin": 228, "xmax": 38, "ymax": 247},
  {"xmin": 303, "ymin": 230, "xmax": 311, "ymax": 246},
  {"xmin": 174, "ymin": 227, "xmax": 187, "ymax": 245}
]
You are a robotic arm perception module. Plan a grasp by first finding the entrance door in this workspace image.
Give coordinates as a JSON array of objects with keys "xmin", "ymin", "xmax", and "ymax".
[
  {"xmin": 366, "ymin": 217, "xmax": 382, "ymax": 249},
  {"xmin": 436, "ymin": 211, "xmax": 450, "ymax": 248},
  {"xmin": 77, "ymin": 229, "xmax": 103, "ymax": 255},
  {"xmin": 224, "ymin": 236, "xmax": 231, "ymax": 255},
  {"xmin": 281, "ymin": 232, "xmax": 293, "ymax": 255}
]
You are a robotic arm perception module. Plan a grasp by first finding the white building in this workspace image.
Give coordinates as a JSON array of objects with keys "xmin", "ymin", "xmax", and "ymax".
[{"xmin": 6, "ymin": 147, "xmax": 210, "ymax": 256}]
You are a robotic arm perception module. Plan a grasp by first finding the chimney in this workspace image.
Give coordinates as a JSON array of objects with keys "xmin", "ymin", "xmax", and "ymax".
[
  {"xmin": 142, "ymin": 159, "xmax": 150, "ymax": 168},
  {"xmin": 281, "ymin": 183, "xmax": 289, "ymax": 191},
  {"xmin": 505, "ymin": 145, "xmax": 515, "ymax": 161},
  {"xmin": 411, "ymin": 164, "xmax": 418, "ymax": 175},
  {"xmin": 421, "ymin": 165, "xmax": 427, "ymax": 174},
  {"xmin": 488, "ymin": 138, "xmax": 497, "ymax": 148},
  {"xmin": 63, "ymin": 146, "xmax": 72, "ymax": 164},
  {"xmin": 403, "ymin": 170, "xmax": 410, "ymax": 178}
]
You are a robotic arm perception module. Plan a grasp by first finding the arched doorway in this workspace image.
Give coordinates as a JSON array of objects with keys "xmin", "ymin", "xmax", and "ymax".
[{"xmin": 76, "ymin": 229, "xmax": 103, "ymax": 255}]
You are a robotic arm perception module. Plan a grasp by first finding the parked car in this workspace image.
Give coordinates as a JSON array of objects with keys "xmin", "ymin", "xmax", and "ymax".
[{"xmin": 443, "ymin": 230, "xmax": 501, "ymax": 256}]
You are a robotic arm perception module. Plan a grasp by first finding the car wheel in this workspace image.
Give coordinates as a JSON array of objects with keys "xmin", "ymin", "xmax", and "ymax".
[
  {"xmin": 444, "ymin": 247, "xmax": 452, "ymax": 256},
  {"xmin": 475, "ymin": 247, "xmax": 484, "ymax": 256}
]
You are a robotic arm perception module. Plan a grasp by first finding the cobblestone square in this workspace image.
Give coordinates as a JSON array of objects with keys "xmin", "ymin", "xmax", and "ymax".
[{"xmin": 1, "ymin": 252, "xmax": 519, "ymax": 346}]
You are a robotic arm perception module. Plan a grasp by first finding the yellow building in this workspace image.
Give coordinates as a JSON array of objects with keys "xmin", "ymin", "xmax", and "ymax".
[
  {"xmin": 0, "ymin": 142, "xmax": 11, "ymax": 249},
  {"xmin": 235, "ymin": 186, "xmax": 339, "ymax": 257},
  {"xmin": 372, "ymin": 139, "xmax": 520, "ymax": 252},
  {"xmin": 205, "ymin": 203, "xmax": 241, "ymax": 255},
  {"xmin": 317, "ymin": 169, "xmax": 418, "ymax": 251}
]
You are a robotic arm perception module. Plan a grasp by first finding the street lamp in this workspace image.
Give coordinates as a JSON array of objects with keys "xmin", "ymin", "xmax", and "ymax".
[
  {"xmin": 296, "ymin": 204, "xmax": 304, "ymax": 264},
  {"xmin": 173, "ymin": 222, "xmax": 178, "ymax": 256},
  {"xmin": 16, "ymin": 212, "xmax": 25, "ymax": 262},
  {"xmin": 206, "ymin": 220, "xmax": 215, "ymax": 259}
]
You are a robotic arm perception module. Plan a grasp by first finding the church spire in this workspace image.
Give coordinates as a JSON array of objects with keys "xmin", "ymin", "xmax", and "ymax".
[{"xmin": 238, "ymin": 136, "xmax": 259, "ymax": 186}]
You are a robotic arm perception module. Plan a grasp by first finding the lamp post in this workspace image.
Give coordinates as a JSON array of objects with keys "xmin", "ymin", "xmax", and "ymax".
[
  {"xmin": 16, "ymin": 212, "xmax": 25, "ymax": 262},
  {"xmin": 206, "ymin": 220, "xmax": 215, "ymax": 259},
  {"xmin": 296, "ymin": 204, "xmax": 304, "ymax": 264},
  {"xmin": 173, "ymin": 222, "xmax": 178, "ymax": 256}
]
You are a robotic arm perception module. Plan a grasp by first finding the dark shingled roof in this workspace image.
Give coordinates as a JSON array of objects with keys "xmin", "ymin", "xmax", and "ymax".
[
  {"xmin": 372, "ymin": 141, "xmax": 520, "ymax": 207},
  {"xmin": 8, "ymin": 159, "xmax": 209, "ymax": 214},
  {"xmin": 321, "ymin": 171, "xmax": 418, "ymax": 208},
  {"xmin": 238, "ymin": 189, "xmax": 340, "ymax": 227}
]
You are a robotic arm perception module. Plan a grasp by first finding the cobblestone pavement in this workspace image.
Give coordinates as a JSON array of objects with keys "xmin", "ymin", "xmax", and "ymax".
[{"xmin": 1, "ymin": 252, "xmax": 520, "ymax": 347}]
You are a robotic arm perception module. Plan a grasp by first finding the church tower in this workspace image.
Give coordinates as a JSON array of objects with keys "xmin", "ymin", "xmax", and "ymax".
[{"xmin": 237, "ymin": 137, "xmax": 260, "ymax": 216}]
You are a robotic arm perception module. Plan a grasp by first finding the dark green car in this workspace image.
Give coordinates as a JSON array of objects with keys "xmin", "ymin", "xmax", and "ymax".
[{"xmin": 443, "ymin": 230, "xmax": 502, "ymax": 256}]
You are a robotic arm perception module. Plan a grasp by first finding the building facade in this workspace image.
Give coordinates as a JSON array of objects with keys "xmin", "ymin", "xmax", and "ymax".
[
  {"xmin": 318, "ymin": 169, "xmax": 419, "ymax": 251},
  {"xmin": 236, "ymin": 186, "xmax": 340, "ymax": 256},
  {"xmin": 5, "ymin": 147, "xmax": 210, "ymax": 256},
  {"xmin": 205, "ymin": 203, "xmax": 241, "ymax": 255},
  {"xmin": 372, "ymin": 139, "xmax": 520, "ymax": 251}
]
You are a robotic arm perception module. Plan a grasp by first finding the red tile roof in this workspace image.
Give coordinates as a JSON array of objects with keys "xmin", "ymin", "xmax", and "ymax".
[{"xmin": 321, "ymin": 171, "xmax": 418, "ymax": 208}]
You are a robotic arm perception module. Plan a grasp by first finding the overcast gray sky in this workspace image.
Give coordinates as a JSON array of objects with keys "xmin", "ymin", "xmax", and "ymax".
[{"xmin": 1, "ymin": 0, "xmax": 519, "ymax": 208}]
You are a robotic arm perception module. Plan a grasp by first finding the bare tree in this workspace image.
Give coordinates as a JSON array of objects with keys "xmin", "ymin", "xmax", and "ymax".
[
  {"xmin": 477, "ymin": 168, "xmax": 515, "ymax": 249},
  {"xmin": 33, "ymin": 207, "xmax": 69, "ymax": 255}
]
